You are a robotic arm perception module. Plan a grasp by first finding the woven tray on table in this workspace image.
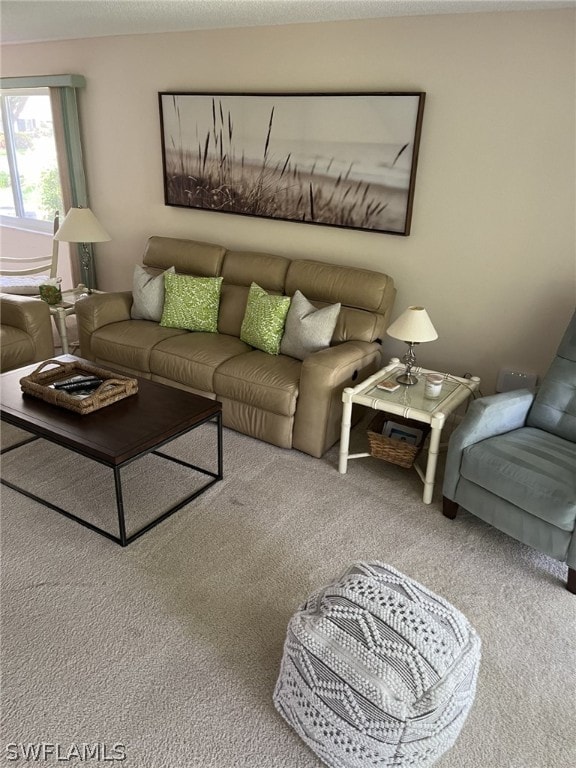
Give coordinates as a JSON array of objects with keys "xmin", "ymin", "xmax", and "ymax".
[
  {"xmin": 20, "ymin": 359, "xmax": 138, "ymax": 415},
  {"xmin": 367, "ymin": 411, "xmax": 431, "ymax": 469}
]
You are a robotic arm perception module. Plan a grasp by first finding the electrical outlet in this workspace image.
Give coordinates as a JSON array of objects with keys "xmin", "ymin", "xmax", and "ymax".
[{"xmin": 496, "ymin": 368, "xmax": 538, "ymax": 393}]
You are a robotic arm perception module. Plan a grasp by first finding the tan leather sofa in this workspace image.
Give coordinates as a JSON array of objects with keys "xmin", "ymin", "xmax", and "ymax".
[
  {"xmin": 0, "ymin": 293, "xmax": 55, "ymax": 372},
  {"xmin": 77, "ymin": 237, "xmax": 396, "ymax": 457}
]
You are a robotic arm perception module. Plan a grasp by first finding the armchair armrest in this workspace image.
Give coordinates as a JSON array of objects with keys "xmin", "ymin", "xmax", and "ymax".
[
  {"xmin": 76, "ymin": 291, "xmax": 132, "ymax": 360},
  {"xmin": 1, "ymin": 293, "xmax": 48, "ymax": 333},
  {"xmin": 292, "ymin": 340, "xmax": 381, "ymax": 458},
  {"xmin": 0, "ymin": 294, "xmax": 54, "ymax": 362},
  {"xmin": 443, "ymin": 389, "xmax": 535, "ymax": 499}
]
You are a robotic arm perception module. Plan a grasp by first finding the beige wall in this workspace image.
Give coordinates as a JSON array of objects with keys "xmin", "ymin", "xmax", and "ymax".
[{"xmin": 2, "ymin": 9, "xmax": 574, "ymax": 391}]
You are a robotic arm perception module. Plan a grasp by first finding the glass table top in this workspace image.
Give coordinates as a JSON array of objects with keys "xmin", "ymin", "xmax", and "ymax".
[{"xmin": 365, "ymin": 367, "xmax": 462, "ymax": 414}]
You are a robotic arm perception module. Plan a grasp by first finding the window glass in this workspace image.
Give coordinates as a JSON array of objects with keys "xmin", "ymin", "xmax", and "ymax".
[
  {"xmin": 0, "ymin": 88, "xmax": 63, "ymax": 231},
  {"xmin": 0, "ymin": 109, "xmax": 16, "ymax": 217}
]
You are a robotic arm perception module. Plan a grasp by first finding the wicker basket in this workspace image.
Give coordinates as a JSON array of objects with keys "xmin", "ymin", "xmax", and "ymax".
[
  {"xmin": 367, "ymin": 412, "xmax": 430, "ymax": 469},
  {"xmin": 20, "ymin": 359, "xmax": 138, "ymax": 415}
]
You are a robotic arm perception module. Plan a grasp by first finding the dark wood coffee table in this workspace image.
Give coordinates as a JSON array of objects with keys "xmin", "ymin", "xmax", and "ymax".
[{"xmin": 0, "ymin": 355, "xmax": 222, "ymax": 546}]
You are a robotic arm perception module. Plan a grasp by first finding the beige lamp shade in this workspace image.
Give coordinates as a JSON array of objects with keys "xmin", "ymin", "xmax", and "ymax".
[
  {"xmin": 54, "ymin": 207, "xmax": 111, "ymax": 244},
  {"xmin": 386, "ymin": 306, "xmax": 438, "ymax": 343}
]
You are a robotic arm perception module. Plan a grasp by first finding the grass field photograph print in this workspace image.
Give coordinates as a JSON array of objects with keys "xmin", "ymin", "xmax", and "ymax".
[{"xmin": 159, "ymin": 92, "xmax": 425, "ymax": 235}]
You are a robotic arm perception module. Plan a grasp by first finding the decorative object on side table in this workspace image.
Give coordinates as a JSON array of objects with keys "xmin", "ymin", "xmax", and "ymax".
[
  {"xmin": 39, "ymin": 278, "xmax": 63, "ymax": 305},
  {"xmin": 367, "ymin": 411, "xmax": 429, "ymax": 469},
  {"xmin": 54, "ymin": 206, "xmax": 110, "ymax": 292},
  {"xmin": 386, "ymin": 305, "xmax": 438, "ymax": 385}
]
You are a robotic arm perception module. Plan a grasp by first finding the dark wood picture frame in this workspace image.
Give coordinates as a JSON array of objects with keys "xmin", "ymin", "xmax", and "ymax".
[{"xmin": 159, "ymin": 91, "xmax": 425, "ymax": 236}]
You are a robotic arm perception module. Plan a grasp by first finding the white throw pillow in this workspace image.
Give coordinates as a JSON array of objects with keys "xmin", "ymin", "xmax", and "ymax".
[
  {"xmin": 130, "ymin": 264, "xmax": 175, "ymax": 321},
  {"xmin": 0, "ymin": 276, "xmax": 48, "ymax": 295},
  {"xmin": 280, "ymin": 290, "xmax": 341, "ymax": 360}
]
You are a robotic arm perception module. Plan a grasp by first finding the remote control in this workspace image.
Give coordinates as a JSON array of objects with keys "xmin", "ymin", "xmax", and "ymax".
[
  {"xmin": 55, "ymin": 379, "xmax": 104, "ymax": 392},
  {"xmin": 53, "ymin": 376, "xmax": 102, "ymax": 390}
]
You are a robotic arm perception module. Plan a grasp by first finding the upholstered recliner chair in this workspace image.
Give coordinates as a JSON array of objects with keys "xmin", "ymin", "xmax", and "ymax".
[{"xmin": 443, "ymin": 310, "xmax": 576, "ymax": 593}]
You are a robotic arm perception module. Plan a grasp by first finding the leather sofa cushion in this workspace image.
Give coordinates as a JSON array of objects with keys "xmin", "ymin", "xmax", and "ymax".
[
  {"xmin": 219, "ymin": 397, "xmax": 294, "ymax": 449},
  {"xmin": 527, "ymin": 313, "xmax": 576, "ymax": 441},
  {"xmin": 461, "ymin": 427, "xmax": 576, "ymax": 530},
  {"xmin": 143, "ymin": 236, "xmax": 225, "ymax": 276},
  {"xmin": 218, "ymin": 284, "xmax": 250, "ymax": 338},
  {"xmin": 222, "ymin": 250, "xmax": 289, "ymax": 291},
  {"xmin": 219, "ymin": 252, "xmax": 289, "ymax": 338},
  {"xmin": 91, "ymin": 321, "xmax": 187, "ymax": 372},
  {"xmin": 150, "ymin": 332, "xmax": 250, "ymax": 392},
  {"xmin": 285, "ymin": 259, "xmax": 393, "ymax": 311},
  {"xmin": 214, "ymin": 350, "xmax": 300, "ymax": 417},
  {"xmin": 0, "ymin": 325, "xmax": 35, "ymax": 371},
  {"xmin": 334, "ymin": 306, "xmax": 385, "ymax": 343},
  {"xmin": 285, "ymin": 260, "xmax": 394, "ymax": 343}
]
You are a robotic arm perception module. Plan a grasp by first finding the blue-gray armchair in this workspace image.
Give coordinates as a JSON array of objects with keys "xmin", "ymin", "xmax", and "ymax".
[{"xmin": 443, "ymin": 310, "xmax": 576, "ymax": 593}]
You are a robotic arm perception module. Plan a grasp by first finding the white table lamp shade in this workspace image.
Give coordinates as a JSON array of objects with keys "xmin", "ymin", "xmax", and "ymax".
[
  {"xmin": 386, "ymin": 306, "xmax": 438, "ymax": 343},
  {"xmin": 54, "ymin": 207, "xmax": 111, "ymax": 244}
]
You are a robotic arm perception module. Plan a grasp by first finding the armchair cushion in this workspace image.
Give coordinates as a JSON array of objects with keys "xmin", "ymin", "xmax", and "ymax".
[
  {"xmin": 527, "ymin": 358, "xmax": 576, "ymax": 442},
  {"xmin": 527, "ymin": 312, "xmax": 576, "ymax": 441},
  {"xmin": 461, "ymin": 427, "xmax": 576, "ymax": 530}
]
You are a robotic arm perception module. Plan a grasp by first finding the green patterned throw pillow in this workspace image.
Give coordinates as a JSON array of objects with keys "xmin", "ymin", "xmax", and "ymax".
[
  {"xmin": 160, "ymin": 273, "xmax": 223, "ymax": 332},
  {"xmin": 240, "ymin": 283, "xmax": 291, "ymax": 355}
]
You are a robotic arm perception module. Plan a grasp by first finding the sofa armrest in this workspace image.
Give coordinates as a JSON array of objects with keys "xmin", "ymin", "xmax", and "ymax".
[
  {"xmin": 443, "ymin": 389, "xmax": 535, "ymax": 499},
  {"xmin": 293, "ymin": 340, "xmax": 381, "ymax": 458},
  {"xmin": 76, "ymin": 292, "xmax": 132, "ymax": 360},
  {"xmin": 0, "ymin": 294, "xmax": 54, "ymax": 362}
]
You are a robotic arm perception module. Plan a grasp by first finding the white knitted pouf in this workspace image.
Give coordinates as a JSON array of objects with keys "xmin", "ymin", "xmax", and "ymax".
[{"xmin": 274, "ymin": 562, "xmax": 481, "ymax": 768}]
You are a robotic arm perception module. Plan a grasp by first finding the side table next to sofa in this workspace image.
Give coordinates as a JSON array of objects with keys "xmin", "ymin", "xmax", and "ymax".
[
  {"xmin": 338, "ymin": 358, "xmax": 480, "ymax": 504},
  {"xmin": 42, "ymin": 284, "xmax": 103, "ymax": 354}
]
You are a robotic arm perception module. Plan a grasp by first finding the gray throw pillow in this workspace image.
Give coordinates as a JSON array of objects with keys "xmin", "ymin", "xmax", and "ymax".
[
  {"xmin": 280, "ymin": 289, "xmax": 341, "ymax": 360},
  {"xmin": 131, "ymin": 264, "xmax": 175, "ymax": 321}
]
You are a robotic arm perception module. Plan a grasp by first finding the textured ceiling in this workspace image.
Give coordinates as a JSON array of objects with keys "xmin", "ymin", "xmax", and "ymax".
[{"xmin": 1, "ymin": 0, "xmax": 574, "ymax": 44}]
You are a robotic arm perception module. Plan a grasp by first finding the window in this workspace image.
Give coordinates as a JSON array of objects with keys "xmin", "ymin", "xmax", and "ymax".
[{"xmin": 0, "ymin": 87, "xmax": 63, "ymax": 232}]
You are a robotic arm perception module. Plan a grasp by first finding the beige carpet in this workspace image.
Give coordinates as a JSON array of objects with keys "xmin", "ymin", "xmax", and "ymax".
[{"xmin": 1, "ymin": 419, "xmax": 575, "ymax": 768}]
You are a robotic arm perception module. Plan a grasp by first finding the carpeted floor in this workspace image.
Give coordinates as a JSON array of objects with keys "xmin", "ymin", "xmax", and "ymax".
[{"xmin": 1, "ymin": 419, "xmax": 574, "ymax": 768}]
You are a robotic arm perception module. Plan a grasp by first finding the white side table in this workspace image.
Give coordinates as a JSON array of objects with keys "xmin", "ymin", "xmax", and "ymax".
[
  {"xmin": 339, "ymin": 358, "xmax": 480, "ymax": 504},
  {"xmin": 44, "ymin": 284, "xmax": 98, "ymax": 354}
]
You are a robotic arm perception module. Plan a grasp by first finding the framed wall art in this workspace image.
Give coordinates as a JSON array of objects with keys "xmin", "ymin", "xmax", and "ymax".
[{"xmin": 159, "ymin": 92, "xmax": 425, "ymax": 236}]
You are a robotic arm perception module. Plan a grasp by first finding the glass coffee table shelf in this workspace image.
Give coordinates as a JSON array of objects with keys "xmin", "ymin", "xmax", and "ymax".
[{"xmin": 339, "ymin": 358, "xmax": 480, "ymax": 504}]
